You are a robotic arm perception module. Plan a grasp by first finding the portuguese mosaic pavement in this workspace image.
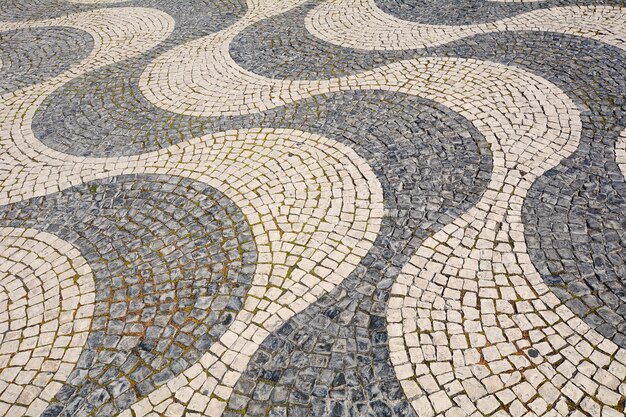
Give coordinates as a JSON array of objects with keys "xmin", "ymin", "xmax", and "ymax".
[{"xmin": 0, "ymin": 0, "xmax": 624, "ymax": 416}]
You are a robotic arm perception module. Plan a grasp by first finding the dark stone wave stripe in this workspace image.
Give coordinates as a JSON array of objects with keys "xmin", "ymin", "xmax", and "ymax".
[
  {"xmin": 229, "ymin": 2, "xmax": 411, "ymax": 80},
  {"xmin": 221, "ymin": 94, "xmax": 493, "ymax": 417},
  {"xmin": 226, "ymin": 1, "xmax": 626, "ymax": 346},
  {"xmin": 29, "ymin": 0, "xmax": 248, "ymax": 158},
  {"xmin": 374, "ymin": 0, "xmax": 623, "ymax": 26},
  {"xmin": 229, "ymin": 1, "xmax": 626, "ymax": 80},
  {"xmin": 34, "ymin": 68, "xmax": 494, "ymax": 415},
  {"xmin": 0, "ymin": 27, "xmax": 93, "ymax": 94},
  {"xmin": 0, "ymin": 0, "xmax": 246, "ymax": 26},
  {"xmin": 416, "ymin": 31, "xmax": 626, "ymax": 347},
  {"xmin": 0, "ymin": 0, "xmax": 89, "ymax": 22},
  {"xmin": 24, "ymin": 4, "xmax": 626, "ymax": 417},
  {"xmin": 0, "ymin": 174, "xmax": 257, "ymax": 417},
  {"xmin": 436, "ymin": 33, "xmax": 625, "ymax": 348}
]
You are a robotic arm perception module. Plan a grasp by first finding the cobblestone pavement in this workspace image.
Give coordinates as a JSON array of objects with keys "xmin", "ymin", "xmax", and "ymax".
[{"xmin": 0, "ymin": 1, "xmax": 624, "ymax": 417}]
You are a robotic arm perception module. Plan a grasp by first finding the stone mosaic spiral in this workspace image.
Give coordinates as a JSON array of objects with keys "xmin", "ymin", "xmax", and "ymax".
[{"xmin": 0, "ymin": 1, "xmax": 624, "ymax": 416}]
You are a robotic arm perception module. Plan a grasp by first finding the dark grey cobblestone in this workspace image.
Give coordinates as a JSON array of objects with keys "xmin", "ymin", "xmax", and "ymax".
[
  {"xmin": 229, "ymin": 2, "xmax": 410, "ymax": 80},
  {"xmin": 0, "ymin": 174, "xmax": 256, "ymax": 417},
  {"xmin": 1, "ymin": 0, "xmax": 625, "ymax": 415},
  {"xmin": 30, "ymin": 0, "xmax": 246, "ymax": 157},
  {"xmin": 375, "ymin": 0, "xmax": 623, "ymax": 25},
  {"xmin": 224, "ymin": 1, "xmax": 626, "ymax": 348},
  {"xmin": 223, "ymin": 95, "xmax": 493, "ymax": 417},
  {"xmin": 420, "ymin": 32, "xmax": 626, "ymax": 348},
  {"xmin": 0, "ymin": 0, "xmax": 87, "ymax": 21},
  {"xmin": 0, "ymin": 27, "xmax": 93, "ymax": 94},
  {"xmin": 0, "ymin": 0, "xmax": 246, "ymax": 25}
]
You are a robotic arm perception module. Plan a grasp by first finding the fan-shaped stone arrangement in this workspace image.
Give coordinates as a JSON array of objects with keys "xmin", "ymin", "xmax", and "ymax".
[{"xmin": 0, "ymin": 1, "xmax": 624, "ymax": 416}]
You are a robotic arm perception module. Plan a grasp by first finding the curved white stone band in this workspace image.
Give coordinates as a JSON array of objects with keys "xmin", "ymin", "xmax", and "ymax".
[
  {"xmin": 4, "ymin": 125, "xmax": 385, "ymax": 416},
  {"xmin": 387, "ymin": 158, "xmax": 626, "ymax": 415},
  {"xmin": 0, "ymin": 5, "xmax": 384, "ymax": 415},
  {"xmin": 0, "ymin": 227, "xmax": 95, "ymax": 417},
  {"xmin": 305, "ymin": 0, "xmax": 626, "ymax": 51},
  {"xmin": 384, "ymin": 87, "xmax": 625, "ymax": 417},
  {"xmin": 105, "ymin": 129, "xmax": 383, "ymax": 416},
  {"xmin": 0, "ymin": 7, "xmax": 175, "ymax": 175}
]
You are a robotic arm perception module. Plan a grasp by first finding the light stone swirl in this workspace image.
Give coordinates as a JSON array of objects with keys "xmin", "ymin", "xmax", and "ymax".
[
  {"xmin": 0, "ymin": 6, "xmax": 175, "ymax": 189},
  {"xmin": 386, "ymin": 91, "xmax": 625, "ymax": 416},
  {"xmin": 387, "ymin": 163, "xmax": 626, "ymax": 414},
  {"xmin": 305, "ymin": 0, "xmax": 626, "ymax": 51},
  {"xmin": 0, "ymin": 227, "xmax": 95, "ymax": 417},
  {"xmin": 0, "ymin": 5, "xmax": 384, "ymax": 414},
  {"xmin": 0, "ymin": 1, "xmax": 624, "ymax": 416}
]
